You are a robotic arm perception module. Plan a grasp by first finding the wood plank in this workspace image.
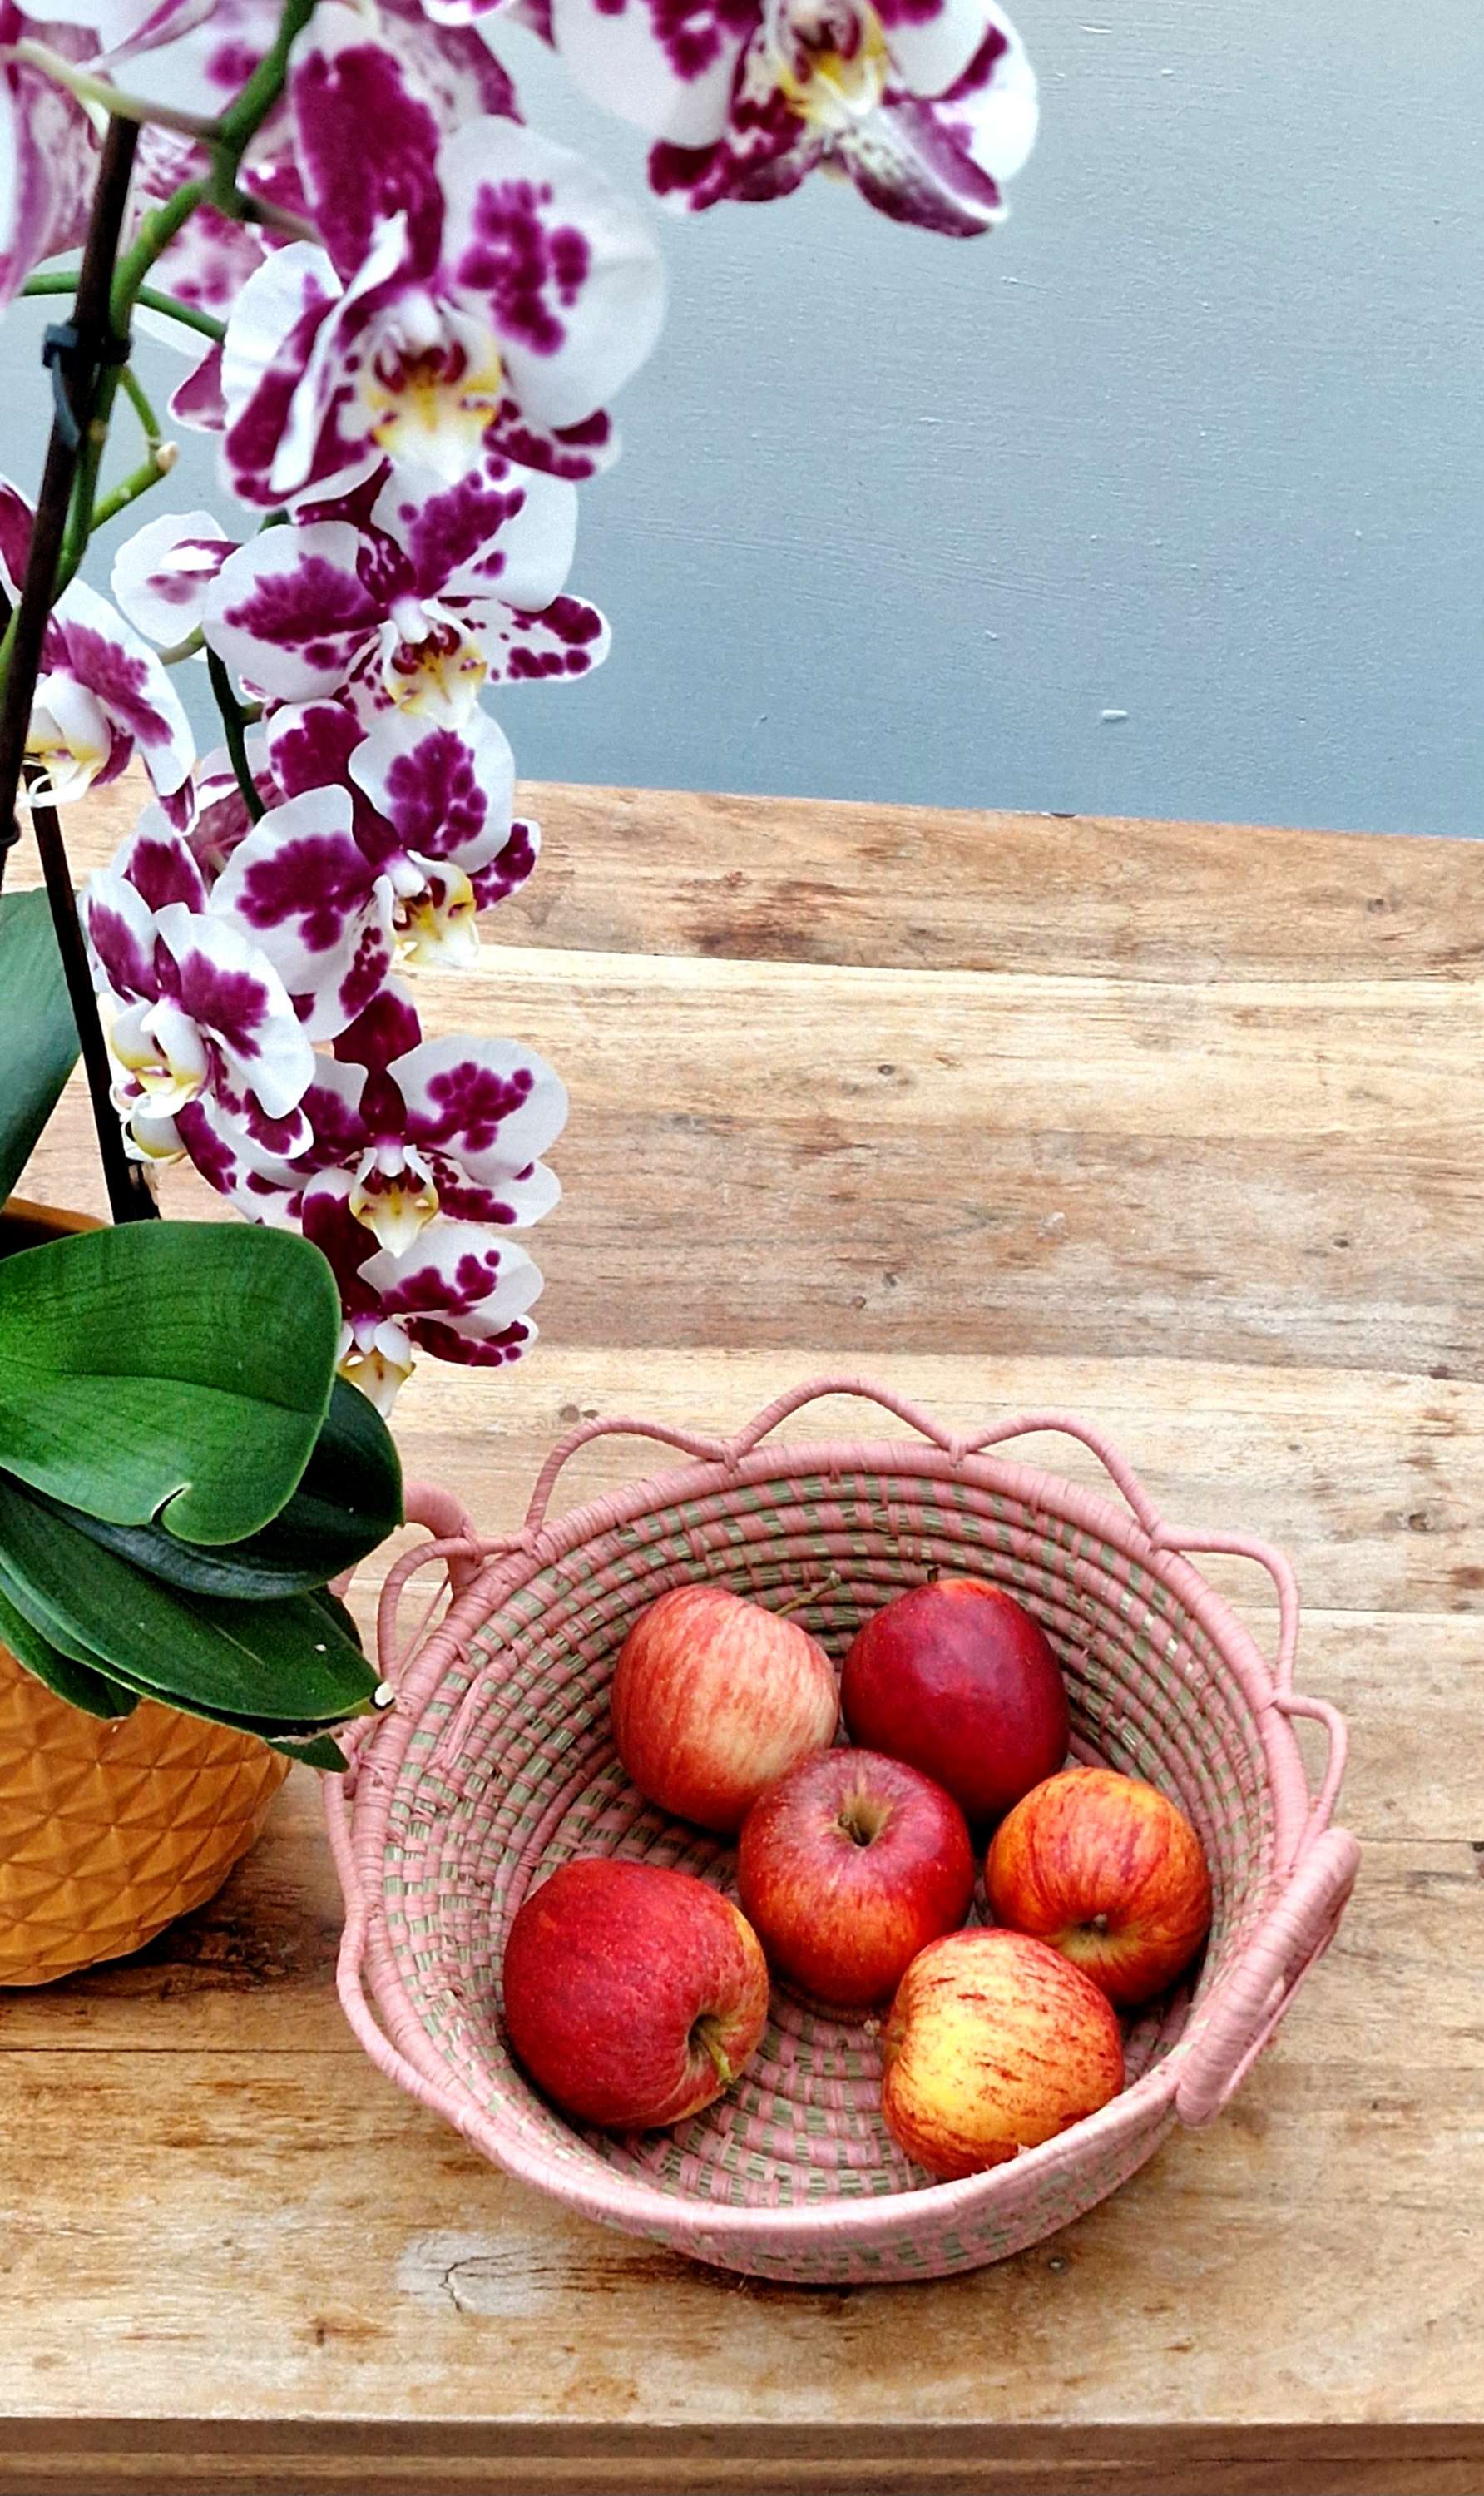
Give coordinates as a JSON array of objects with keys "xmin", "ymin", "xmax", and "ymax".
[
  {"xmin": 60, "ymin": 775, "xmax": 1484, "ymax": 981},
  {"xmin": 2, "ymin": 2423, "xmax": 1482, "ymax": 2496},
  {"xmin": 21, "ymin": 943, "xmax": 1483, "ymax": 1385}
]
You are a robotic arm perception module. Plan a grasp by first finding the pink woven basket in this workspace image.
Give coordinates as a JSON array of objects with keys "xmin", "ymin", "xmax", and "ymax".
[{"xmin": 327, "ymin": 1378, "xmax": 1358, "ymax": 2285}]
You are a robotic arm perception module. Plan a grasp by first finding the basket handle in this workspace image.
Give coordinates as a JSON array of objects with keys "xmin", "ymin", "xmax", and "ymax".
[
  {"xmin": 1174, "ymin": 1824, "xmax": 1360, "ymax": 2127},
  {"xmin": 326, "ymin": 1481, "xmax": 497, "ymax": 2126},
  {"xmin": 520, "ymin": 1376, "xmax": 1302, "ymax": 1691}
]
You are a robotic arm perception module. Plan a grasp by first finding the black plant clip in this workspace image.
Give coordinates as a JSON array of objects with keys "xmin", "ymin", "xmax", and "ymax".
[{"xmin": 42, "ymin": 319, "xmax": 132, "ymax": 453}]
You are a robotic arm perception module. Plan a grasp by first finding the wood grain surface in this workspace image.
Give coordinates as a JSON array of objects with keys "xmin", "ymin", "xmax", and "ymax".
[{"xmin": 2, "ymin": 779, "xmax": 1482, "ymax": 2495}]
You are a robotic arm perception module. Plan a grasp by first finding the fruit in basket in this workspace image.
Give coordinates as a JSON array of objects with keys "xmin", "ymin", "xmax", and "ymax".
[
  {"xmin": 987, "ymin": 1765, "xmax": 1212, "ymax": 2005},
  {"xmin": 611, "ymin": 1584, "xmax": 838, "ymax": 1834},
  {"xmin": 501, "ymin": 1858, "xmax": 770, "ymax": 2129},
  {"xmin": 879, "ymin": 1927, "xmax": 1124, "ymax": 2178},
  {"xmin": 736, "ymin": 1748, "xmax": 975, "ymax": 2009},
  {"xmin": 839, "ymin": 1578, "xmax": 1069, "ymax": 1828}
]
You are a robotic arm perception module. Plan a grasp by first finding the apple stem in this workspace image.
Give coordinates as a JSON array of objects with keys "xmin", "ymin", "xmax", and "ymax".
[
  {"xmin": 770, "ymin": 1572, "xmax": 842, "ymax": 1621},
  {"xmin": 692, "ymin": 2017, "xmax": 735, "ymax": 2089}
]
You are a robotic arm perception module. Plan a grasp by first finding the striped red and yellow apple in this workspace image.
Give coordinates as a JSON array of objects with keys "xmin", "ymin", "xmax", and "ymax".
[
  {"xmin": 987, "ymin": 1765, "xmax": 1212, "ymax": 2006},
  {"xmin": 611, "ymin": 1583, "xmax": 838, "ymax": 1834},
  {"xmin": 880, "ymin": 1927, "xmax": 1125, "ymax": 2177}
]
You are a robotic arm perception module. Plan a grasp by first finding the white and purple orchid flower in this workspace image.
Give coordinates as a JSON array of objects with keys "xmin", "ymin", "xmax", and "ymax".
[
  {"xmin": 210, "ymin": 700, "xmax": 537, "ymax": 1020},
  {"xmin": 197, "ymin": 458, "xmax": 605, "ymax": 718},
  {"xmin": 0, "ymin": 481, "xmax": 195, "ymax": 807},
  {"xmin": 217, "ymin": 6, "xmax": 664, "ymax": 506},
  {"xmin": 81, "ymin": 809, "xmax": 315, "ymax": 1160},
  {"xmin": 308, "ymin": 1184, "xmax": 544, "ymax": 1412},
  {"xmin": 188, "ymin": 982, "xmax": 564, "ymax": 1249},
  {"xmin": 549, "ymin": 0, "xmax": 1036, "ymax": 233}
]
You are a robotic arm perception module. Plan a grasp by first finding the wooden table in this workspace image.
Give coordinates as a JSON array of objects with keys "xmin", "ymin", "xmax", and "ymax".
[{"xmin": 5, "ymin": 784, "xmax": 1483, "ymax": 2494}]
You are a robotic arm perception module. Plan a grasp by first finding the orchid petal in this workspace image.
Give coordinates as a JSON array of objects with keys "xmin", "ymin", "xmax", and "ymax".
[
  {"xmin": 170, "ymin": 342, "xmax": 229, "ymax": 433},
  {"xmin": 52, "ymin": 578, "xmax": 195, "ymax": 797},
  {"xmin": 480, "ymin": 590, "xmax": 610, "ymax": 685},
  {"xmin": 153, "ymin": 902, "xmax": 316, "ymax": 1119},
  {"xmin": 82, "ymin": 867, "xmax": 159, "ymax": 1004},
  {"xmin": 0, "ymin": 33, "xmax": 98, "ymax": 313},
  {"xmin": 390, "ymin": 1034, "xmax": 567, "ymax": 1173},
  {"xmin": 111, "ymin": 510, "xmax": 235, "ymax": 646},
  {"xmin": 0, "ymin": 475, "xmax": 34, "ymax": 602},
  {"xmin": 470, "ymin": 815, "xmax": 539, "ymax": 911},
  {"xmin": 348, "ymin": 706, "xmax": 516, "ymax": 872},
  {"xmin": 289, "ymin": 7, "xmax": 445, "ymax": 285},
  {"xmin": 439, "ymin": 119, "xmax": 666, "ymax": 433},
  {"xmin": 106, "ymin": 805, "xmax": 210, "ymax": 917},
  {"xmin": 211, "ymin": 785, "xmax": 397, "ymax": 1042},
  {"xmin": 205, "ymin": 522, "xmax": 381, "ymax": 700},
  {"xmin": 371, "ymin": 456, "xmax": 578, "ymax": 612},
  {"xmin": 548, "ymin": 0, "xmax": 751, "ymax": 148},
  {"xmin": 25, "ymin": 673, "xmax": 116, "ymax": 804}
]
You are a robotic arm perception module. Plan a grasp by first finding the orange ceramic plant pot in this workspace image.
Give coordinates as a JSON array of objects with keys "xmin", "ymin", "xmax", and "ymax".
[{"xmin": 0, "ymin": 1198, "xmax": 288, "ymax": 1985}]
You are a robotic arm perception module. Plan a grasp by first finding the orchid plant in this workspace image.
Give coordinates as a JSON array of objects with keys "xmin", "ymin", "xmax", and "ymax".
[{"xmin": 0, "ymin": 0, "xmax": 1039, "ymax": 1417}]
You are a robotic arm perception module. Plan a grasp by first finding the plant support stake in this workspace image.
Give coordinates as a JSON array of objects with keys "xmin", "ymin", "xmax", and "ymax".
[{"xmin": 0, "ymin": 116, "xmax": 155, "ymax": 1223}]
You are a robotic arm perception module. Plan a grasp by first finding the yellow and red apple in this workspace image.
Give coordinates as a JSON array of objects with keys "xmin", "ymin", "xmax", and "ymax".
[
  {"xmin": 880, "ymin": 1926, "xmax": 1125, "ymax": 2178},
  {"xmin": 987, "ymin": 1765, "xmax": 1212, "ymax": 2005},
  {"xmin": 611, "ymin": 1584, "xmax": 838, "ymax": 1834}
]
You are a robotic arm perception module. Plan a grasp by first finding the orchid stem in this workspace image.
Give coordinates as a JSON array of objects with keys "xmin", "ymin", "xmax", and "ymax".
[
  {"xmin": 207, "ymin": 651, "xmax": 265, "ymax": 821},
  {"xmin": 22, "ymin": 274, "xmax": 225, "ymax": 347}
]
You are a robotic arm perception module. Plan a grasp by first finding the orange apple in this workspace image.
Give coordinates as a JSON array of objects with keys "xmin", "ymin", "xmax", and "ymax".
[
  {"xmin": 880, "ymin": 1928, "xmax": 1124, "ymax": 2179},
  {"xmin": 986, "ymin": 1765, "xmax": 1212, "ymax": 2006},
  {"xmin": 611, "ymin": 1584, "xmax": 838, "ymax": 1835}
]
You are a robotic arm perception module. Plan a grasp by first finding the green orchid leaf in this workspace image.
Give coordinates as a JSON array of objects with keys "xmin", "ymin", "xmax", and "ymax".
[
  {"xmin": 0, "ymin": 1477, "xmax": 379, "ymax": 1730},
  {"xmin": 0, "ymin": 1564, "xmax": 137, "ymax": 1719},
  {"xmin": 43, "ymin": 1380, "xmax": 403, "ymax": 1598},
  {"xmin": 0, "ymin": 890, "xmax": 79, "ymax": 1205},
  {"xmin": 265, "ymin": 1733, "xmax": 351, "ymax": 1772},
  {"xmin": 0, "ymin": 1221, "xmax": 341, "ymax": 1543}
]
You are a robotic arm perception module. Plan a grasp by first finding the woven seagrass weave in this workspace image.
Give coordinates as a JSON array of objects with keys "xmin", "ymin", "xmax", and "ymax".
[{"xmin": 329, "ymin": 1382, "xmax": 1358, "ymax": 2283}]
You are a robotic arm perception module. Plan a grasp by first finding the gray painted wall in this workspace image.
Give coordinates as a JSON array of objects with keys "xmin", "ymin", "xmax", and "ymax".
[{"xmin": 10, "ymin": 2, "xmax": 1484, "ymax": 831}]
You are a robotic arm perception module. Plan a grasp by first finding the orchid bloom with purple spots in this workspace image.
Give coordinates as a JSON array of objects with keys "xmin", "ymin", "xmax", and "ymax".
[
  {"xmin": 216, "ymin": 6, "xmax": 665, "ymax": 508},
  {"xmin": 80, "ymin": 808, "xmax": 317, "ymax": 1160},
  {"xmin": 9, "ymin": 0, "xmax": 1036, "ymax": 1411},
  {"xmin": 549, "ymin": 0, "xmax": 1036, "ymax": 232},
  {"xmin": 199, "ymin": 457, "xmax": 605, "ymax": 718},
  {"xmin": 210, "ymin": 699, "xmax": 536, "ymax": 1021},
  {"xmin": 179, "ymin": 983, "xmax": 564, "ymax": 1254},
  {"xmin": 0, "ymin": 480, "xmax": 195, "ymax": 807}
]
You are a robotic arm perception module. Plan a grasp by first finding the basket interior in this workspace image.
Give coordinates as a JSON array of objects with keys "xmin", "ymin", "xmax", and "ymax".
[{"xmin": 378, "ymin": 1459, "xmax": 1281, "ymax": 2212}]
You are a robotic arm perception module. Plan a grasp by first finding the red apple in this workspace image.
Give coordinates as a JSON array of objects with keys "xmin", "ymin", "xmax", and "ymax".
[
  {"xmin": 987, "ymin": 1765, "xmax": 1212, "ymax": 2005},
  {"xmin": 611, "ymin": 1584, "xmax": 838, "ymax": 1834},
  {"xmin": 840, "ymin": 1578, "xmax": 1069, "ymax": 1826},
  {"xmin": 501, "ymin": 1858, "xmax": 770, "ymax": 2129},
  {"xmin": 880, "ymin": 1927, "xmax": 1124, "ymax": 2179},
  {"xmin": 736, "ymin": 1748, "xmax": 974, "ymax": 2009}
]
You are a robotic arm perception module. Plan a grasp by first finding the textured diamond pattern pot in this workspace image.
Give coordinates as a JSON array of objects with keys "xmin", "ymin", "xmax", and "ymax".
[{"xmin": 0, "ymin": 1198, "xmax": 288, "ymax": 1986}]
